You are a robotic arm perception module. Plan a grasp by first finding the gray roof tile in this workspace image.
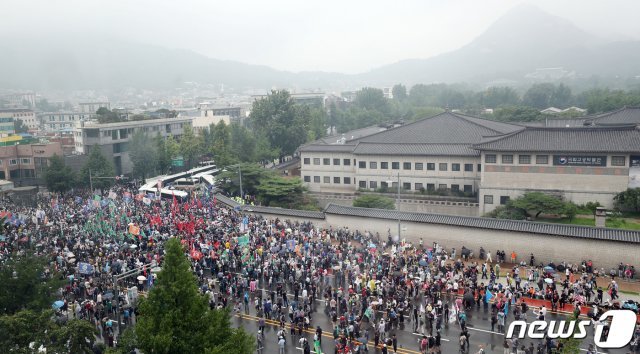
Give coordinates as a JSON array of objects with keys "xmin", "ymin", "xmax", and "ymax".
[
  {"xmin": 473, "ymin": 126, "xmax": 640, "ymax": 152},
  {"xmin": 352, "ymin": 143, "xmax": 479, "ymax": 156},
  {"xmin": 323, "ymin": 204, "xmax": 640, "ymax": 243}
]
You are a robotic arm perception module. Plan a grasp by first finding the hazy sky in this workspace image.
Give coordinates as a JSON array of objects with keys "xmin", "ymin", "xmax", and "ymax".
[{"xmin": 2, "ymin": 0, "xmax": 639, "ymax": 73}]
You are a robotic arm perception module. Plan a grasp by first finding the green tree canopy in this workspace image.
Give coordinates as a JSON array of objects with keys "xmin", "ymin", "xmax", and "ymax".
[
  {"xmin": 129, "ymin": 131, "xmax": 158, "ymax": 181},
  {"xmin": 79, "ymin": 145, "xmax": 115, "ymax": 190},
  {"xmin": 0, "ymin": 254, "xmax": 64, "ymax": 315},
  {"xmin": 249, "ymin": 90, "xmax": 308, "ymax": 158},
  {"xmin": 355, "ymin": 87, "xmax": 389, "ymax": 113},
  {"xmin": 96, "ymin": 107, "xmax": 125, "ymax": 124},
  {"xmin": 392, "ymin": 84, "xmax": 407, "ymax": 101},
  {"xmin": 179, "ymin": 124, "xmax": 202, "ymax": 169},
  {"xmin": 353, "ymin": 194, "xmax": 396, "ymax": 210},
  {"xmin": 136, "ymin": 238, "xmax": 253, "ymax": 354},
  {"xmin": 489, "ymin": 192, "xmax": 576, "ymax": 219},
  {"xmin": 13, "ymin": 119, "xmax": 28, "ymax": 133},
  {"xmin": 614, "ymin": 188, "xmax": 640, "ymax": 212},
  {"xmin": 44, "ymin": 154, "xmax": 75, "ymax": 193}
]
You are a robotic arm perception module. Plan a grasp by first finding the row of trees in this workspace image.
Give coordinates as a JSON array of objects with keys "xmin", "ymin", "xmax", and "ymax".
[
  {"xmin": 45, "ymin": 145, "xmax": 117, "ymax": 192},
  {"xmin": 486, "ymin": 192, "xmax": 578, "ymax": 220},
  {"xmin": 329, "ymin": 84, "xmax": 640, "ymax": 133}
]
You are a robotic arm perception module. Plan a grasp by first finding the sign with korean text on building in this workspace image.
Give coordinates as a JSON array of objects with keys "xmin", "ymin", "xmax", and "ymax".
[{"xmin": 553, "ymin": 155, "xmax": 607, "ymax": 167}]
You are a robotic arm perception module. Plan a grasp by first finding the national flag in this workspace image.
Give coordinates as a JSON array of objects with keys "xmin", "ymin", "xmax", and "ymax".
[
  {"xmin": 503, "ymin": 300, "xmax": 509, "ymax": 315},
  {"xmin": 128, "ymin": 224, "xmax": 140, "ymax": 236}
]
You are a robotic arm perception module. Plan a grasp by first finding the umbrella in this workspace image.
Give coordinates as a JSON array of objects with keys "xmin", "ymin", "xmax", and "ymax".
[
  {"xmin": 67, "ymin": 258, "xmax": 76, "ymax": 263},
  {"xmin": 137, "ymin": 275, "xmax": 147, "ymax": 281},
  {"xmin": 544, "ymin": 278, "xmax": 553, "ymax": 284},
  {"xmin": 52, "ymin": 300, "xmax": 64, "ymax": 309},
  {"xmin": 66, "ymin": 252, "xmax": 75, "ymax": 258},
  {"xmin": 130, "ymin": 245, "xmax": 137, "ymax": 249},
  {"xmin": 418, "ymin": 260, "xmax": 428, "ymax": 266},
  {"xmin": 103, "ymin": 292, "xmax": 114, "ymax": 300},
  {"xmin": 151, "ymin": 267, "xmax": 162, "ymax": 273},
  {"xmin": 333, "ymin": 265, "xmax": 341, "ymax": 270},
  {"xmin": 543, "ymin": 266, "xmax": 555, "ymax": 273}
]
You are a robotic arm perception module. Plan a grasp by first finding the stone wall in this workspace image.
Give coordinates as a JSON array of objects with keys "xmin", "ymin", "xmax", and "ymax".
[{"xmin": 242, "ymin": 210, "xmax": 640, "ymax": 270}]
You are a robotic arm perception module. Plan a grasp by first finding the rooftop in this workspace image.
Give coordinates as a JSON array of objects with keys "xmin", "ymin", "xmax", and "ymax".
[
  {"xmin": 473, "ymin": 125, "xmax": 640, "ymax": 153},
  {"xmin": 78, "ymin": 116, "xmax": 193, "ymax": 129}
]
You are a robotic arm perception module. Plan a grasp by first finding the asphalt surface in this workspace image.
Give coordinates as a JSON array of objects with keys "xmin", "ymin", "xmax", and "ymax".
[{"xmin": 230, "ymin": 276, "xmax": 631, "ymax": 354}]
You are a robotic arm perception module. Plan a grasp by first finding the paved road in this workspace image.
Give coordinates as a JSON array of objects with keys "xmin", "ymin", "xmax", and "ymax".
[{"xmin": 230, "ymin": 277, "xmax": 630, "ymax": 353}]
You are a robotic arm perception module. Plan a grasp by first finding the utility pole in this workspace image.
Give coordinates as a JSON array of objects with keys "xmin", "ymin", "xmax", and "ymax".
[
  {"xmin": 396, "ymin": 172, "xmax": 401, "ymax": 241},
  {"xmin": 238, "ymin": 165, "xmax": 243, "ymax": 199},
  {"xmin": 89, "ymin": 169, "xmax": 93, "ymax": 192}
]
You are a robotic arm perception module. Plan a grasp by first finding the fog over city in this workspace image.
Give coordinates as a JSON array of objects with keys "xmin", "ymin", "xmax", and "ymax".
[{"xmin": 1, "ymin": 0, "xmax": 640, "ymax": 74}]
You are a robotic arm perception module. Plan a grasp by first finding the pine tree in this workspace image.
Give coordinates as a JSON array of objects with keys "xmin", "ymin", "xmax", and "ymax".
[{"xmin": 135, "ymin": 238, "xmax": 253, "ymax": 353}]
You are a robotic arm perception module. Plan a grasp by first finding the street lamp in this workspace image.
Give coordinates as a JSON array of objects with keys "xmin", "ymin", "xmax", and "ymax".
[
  {"xmin": 222, "ymin": 166, "xmax": 243, "ymax": 198},
  {"xmin": 385, "ymin": 172, "xmax": 401, "ymax": 242}
]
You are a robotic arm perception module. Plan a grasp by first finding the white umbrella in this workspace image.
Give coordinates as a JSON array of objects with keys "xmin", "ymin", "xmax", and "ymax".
[
  {"xmin": 68, "ymin": 258, "xmax": 76, "ymax": 263},
  {"xmin": 151, "ymin": 267, "xmax": 162, "ymax": 273},
  {"xmin": 66, "ymin": 252, "xmax": 75, "ymax": 258},
  {"xmin": 544, "ymin": 278, "xmax": 553, "ymax": 284},
  {"xmin": 130, "ymin": 245, "xmax": 137, "ymax": 249},
  {"xmin": 137, "ymin": 275, "xmax": 147, "ymax": 281}
]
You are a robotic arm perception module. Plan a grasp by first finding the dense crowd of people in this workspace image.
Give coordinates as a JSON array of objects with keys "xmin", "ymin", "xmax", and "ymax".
[{"xmin": 0, "ymin": 183, "xmax": 638, "ymax": 353}]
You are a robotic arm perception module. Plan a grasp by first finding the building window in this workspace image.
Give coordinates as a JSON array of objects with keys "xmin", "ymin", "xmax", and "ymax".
[
  {"xmin": 343, "ymin": 159, "xmax": 351, "ymax": 166},
  {"xmin": 303, "ymin": 158, "xmax": 310, "ymax": 165},
  {"xmin": 484, "ymin": 195, "xmax": 494, "ymax": 204},
  {"xmin": 381, "ymin": 181, "xmax": 388, "ymax": 188},
  {"xmin": 359, "ymin": 180, "xmax": 367, "ymax": 188},
  {"xmin": 415, "ymin": 183, "xmax": 423, "ymax": 190},
  {"xmin": 452, "ymin": 163, "xmax": 460, "ymax": 171},
  {"xmin": 536, "ymin": 155, "xmax": 548, "ymax": 164},
  {"xmin": 323, "ymin": 176, "xmax": 330, "ymax": 184},
  {"xmin": 9, "ymin": 159, "xmax": 17, "ymax": 165},
  {"xmin": 303, "ymin": 176, "xmax": 310, "ymax": 182},
  {"xmin": 438, "ymin": 184, "xmax": 447, "ymax": 190},
  {"xmin": 344, "ymin": 177, "xmax": 351, "ymax": 184},
  {"xmin": 426, "ymin": 183, "xmax": 435, "ymax": 191},
  {"xmin": 381, "ymin": 162, "xmax": 388, "ymax": 169},
  {"xmin": 519, "ymin": 155, "xmax": 531, "ymax": 164},
  {"xmin": 464, "ymin": 164, "xmax": 473, "ymax": 172},
  {"xmin": 313, "ymin": 176, "xmax": 320, "ymax": 183},
  {"xmin": 333, "ymin": 158, "xmax": 340, "ymax": 165},
  {"xmin": 392, "ymin": 162, "xmax": 399, "ymax": 170},
  {"xmin": 486, "ymin": 154, "xmax": 497, "ymax": 163},
  {"xmin": 464, "ymin": 185, "xmax": 472, "ymax": 193},
  {"xmin": 612, "ymin": 156, "xmax": 626, "ymax": 166},
  {"xmin": 313, "ymin": 158, "xmax": 320, "ymax": 165},
  {"xmin": 439, "ymin": 163, "xmax": 448, "ymax": 171},
  {"xmin": 502, "ymin": 155, "xmax": 513, "ymax": 164},
  {"xmin": 500, "ymin": 196, "xmax": 510, "ymax": 205},
  {"xmin": 403, "ymin": 162, "xmax": 411, "ymax": 170},
  {"xmin": 323, "ymin": 158, "xmax": 331, "ymax": 165},
  {"xmin": 415, "ymin": 163, "xmax": 423, "ymax": 170},
  {"xmin": 333, "ymin": 177, "xmax": 340, "ymax": 184},
  {"xmin": 477, "ymin": 164, "xmax": 482, "ymax": 172},
  {"xmin": 402, "ymin": 182, "xmax": 411, "ymax": 190},
  {"xmin": 427, "ymin": 163, "xmax": 435, "ymax": 171},
  {"xmin": 451, "ymin": 184, "xmax": 460, "ymax": 192},
  {"xmin": 369, "ymin": 162, "xmax": 377, "ymax": 169},
  {"xmin": 358, "ymin": 161, "xmax": 366, "ymax": 168},
  {"xmin": 369, "ymin": 181, "xmax": 377, "ymax": 189},
  {"xmin": 21, "ymin": 158, "xmax": 31, "ymax": 164}
]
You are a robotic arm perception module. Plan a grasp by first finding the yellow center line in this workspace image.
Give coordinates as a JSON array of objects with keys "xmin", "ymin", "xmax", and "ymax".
[{"xmin": 235, "ymin": 313, "xmax": 424, "ymax": 354}]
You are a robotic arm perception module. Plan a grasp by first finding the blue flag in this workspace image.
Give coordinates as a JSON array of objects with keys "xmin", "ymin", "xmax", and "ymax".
[
  {"xmin": 504, "ymin": 300, "xmax": 509, "ymax": 315},
  {"xmin": 485, "ymin": 290, "xmax": 493, "ymax": 302}
]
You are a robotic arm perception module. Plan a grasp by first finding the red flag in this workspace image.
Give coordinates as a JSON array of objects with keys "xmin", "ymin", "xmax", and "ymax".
[
  {"xmin": 197, "ymin": 199, "xmax": 202, "ymax": 209},
  {"xmin": 213, "ymin": 196, "xmax": 217, "ymax": 205}
]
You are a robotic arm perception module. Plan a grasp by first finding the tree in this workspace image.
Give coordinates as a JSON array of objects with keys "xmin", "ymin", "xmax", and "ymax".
[
  {"xmin": 179, "ymin": 124, "xmax": 202, "ymax": 168},
  {"xmin": 509, "ymin": 192, "xmax": 570, "ymax": 219},
  {"xmin": 79, "ymin": 145, "xmax": 115, "ymax": 190},
  {"xmin": 229, "ymin": 122, "xmax": 256, "ymax": 162},
  {"xmin": 48, "ymin": 318, "xmax": 98, "ymax": 354},
  {"xmin": 129, "ymin": 131, "xmax": 158, "ymax": 181},
  {"xmin": 96, "ymin": 107, "xmax": 123, "ymax": 124},
  {"xmin": 558, "ymin": 314, "xmax": 581, "ymax": 354},
  {"xmin": 136, "ymin": 238, "xmax": 254, "ymax": 353},
  {"xmin": 550, "ymin": 83, "xmax": 572, "ymax": 108},
  {"xmin": 522, "ymin": 83, "xmax": 556, "ymax": 109},
  {"xmin": 154, "ymin": 133, "xmax": 171, "ymax": 174},
  {"xmin": 0, "ymin": 254, "xmax": 64, "ymax": 315},
  {"xmin": 492, "ymin": 105, "xmax": 546, "ymax": 122},
  {"xmin": 164, "ymin": 135, "xmax": 180, "ymax": 161},
  {"xmin": 14, "ymin": 119, "xmax": 28, "ymax": 133},
  {"xmin": 249, "ymin": 90, "xmax": 308, "ymax": 159},
  {"xmin": 392, "ymin": 84, "xmax": 407, "ymax": 101},
  {"xmin": 353, "ymin": 194, "xmax": 396, "ymax": 210},
  {"xmin": 255, "ymin": 176, "xmax": 305, "ymax": 207},
  {"xmin": 354, "ymin": 87, "xmax": 388, "ymax": 113},
  {"xmin": 614, "ymin": 188, "xmax": 640, "ymax": 212},
  {"xmin": 44, "ymin": 154, "xmax": 75, "ymax": 193},
  {"xmin": 479, "ymin": 87, "xmax": 520, "ymax": 108}
]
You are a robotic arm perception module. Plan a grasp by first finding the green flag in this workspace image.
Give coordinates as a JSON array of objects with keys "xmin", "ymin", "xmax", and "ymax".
[{"xmin": 237, "ymin": 235, "xmax": 249, "ymax": 246}]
